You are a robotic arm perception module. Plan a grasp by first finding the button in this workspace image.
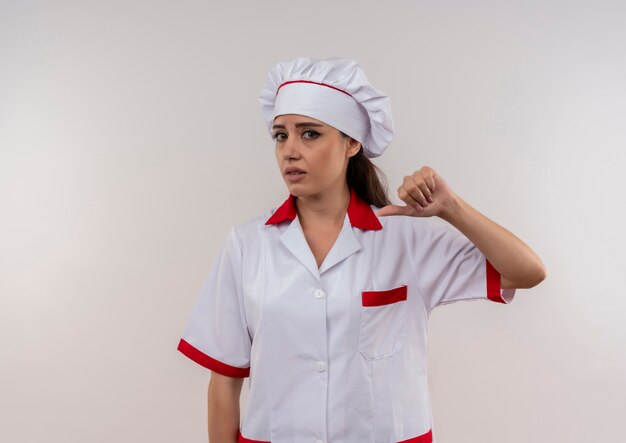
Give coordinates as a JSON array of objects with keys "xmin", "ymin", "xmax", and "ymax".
[
  {"xmin": 314, "ymin": 289, "xmax": 325, "ymax": 299},
  {"xmin": 316, "ymin": 361, "xmax": 326, "ymax": 372}
]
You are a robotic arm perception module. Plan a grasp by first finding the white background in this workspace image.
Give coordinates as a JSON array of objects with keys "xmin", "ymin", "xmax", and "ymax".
[{"xmin": 1, "ymin": 0, "xmax": 624, "ymax": 442}]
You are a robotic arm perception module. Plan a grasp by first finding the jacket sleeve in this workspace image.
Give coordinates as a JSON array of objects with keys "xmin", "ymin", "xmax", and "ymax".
[
  {"xmin": 409, "ymin": 218, "xmax": 516, "ymax": 314},
  {"xmin": 176, "ymin": 226, "xmax": 251, "ymax": 378}
]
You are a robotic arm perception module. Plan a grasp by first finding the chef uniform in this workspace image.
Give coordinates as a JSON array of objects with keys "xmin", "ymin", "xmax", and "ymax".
[{"xmin": 177, "ymin": 57, "xmax": 517, "ymax": 443}]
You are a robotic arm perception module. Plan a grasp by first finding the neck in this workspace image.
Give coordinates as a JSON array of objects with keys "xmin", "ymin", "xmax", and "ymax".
[{"xmin": 295, "ymin": 183, "xmax": 350, "ymax": 229}]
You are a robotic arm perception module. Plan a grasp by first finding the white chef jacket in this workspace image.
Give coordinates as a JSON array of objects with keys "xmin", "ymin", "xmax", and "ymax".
[{"xmin": 177, "ymin": 187, "xmax": 516, "ymax": 443}]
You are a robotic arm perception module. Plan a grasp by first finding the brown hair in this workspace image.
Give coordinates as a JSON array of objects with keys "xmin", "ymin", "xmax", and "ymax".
[{"xmin": 341, "ymin": 132, "xmax": 392, "ymax": 208}]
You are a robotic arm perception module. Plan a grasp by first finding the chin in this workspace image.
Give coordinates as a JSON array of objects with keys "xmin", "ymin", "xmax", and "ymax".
[
  {"xmin": 286, "ymin": 186, "xmax": 303, "ymax": 197},
  {"xmin": 285, "ymin": 183, "xmax": 312, "ymax": 197}
]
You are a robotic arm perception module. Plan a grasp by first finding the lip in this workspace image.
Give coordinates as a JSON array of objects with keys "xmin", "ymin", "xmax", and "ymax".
[
  {"xmin": 285, "ymin": 171, "xmax": 306, "ymax": 182},
  {"xmin": 284, "ymin": 167, "xmax": 306, "ymax": 174}
]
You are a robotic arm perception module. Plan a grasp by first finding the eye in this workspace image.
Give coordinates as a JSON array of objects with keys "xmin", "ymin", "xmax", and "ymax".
[
  {"xmin": 303, "ymin": 130, "xmax": 320, "ymax": 139},
  {"xmin": 272, "ymin": 130, "xmax": 320, "ymax": 141}
]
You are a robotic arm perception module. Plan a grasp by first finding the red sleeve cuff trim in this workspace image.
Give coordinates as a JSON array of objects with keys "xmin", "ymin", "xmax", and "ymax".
[
  {"xmin": 177, "ymin": 338, "xmax": 250, "ymax": 378},
  {"xmin": 486, "ymin": 258, "xmax": 507, "ymax": 304},
  {"xmin": 397, "ymin": 427, "xmax": 433, "ymax": 442}
]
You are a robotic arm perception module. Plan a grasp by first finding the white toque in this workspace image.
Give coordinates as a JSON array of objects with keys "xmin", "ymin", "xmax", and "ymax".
[{"xmin": 259, "ymin": 57, "xmax": 394, "ymax": 158}]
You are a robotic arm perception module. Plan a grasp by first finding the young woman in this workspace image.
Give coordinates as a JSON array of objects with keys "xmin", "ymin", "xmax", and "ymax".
[{"xmin": 177, "ymin": 57, "xmax": 546, "ymax": 443}]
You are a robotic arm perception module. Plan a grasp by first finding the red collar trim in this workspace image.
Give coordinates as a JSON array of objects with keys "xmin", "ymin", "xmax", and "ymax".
[{"xmin": 265, "ymin": 187, "xmax": 382, "ymax": 230}]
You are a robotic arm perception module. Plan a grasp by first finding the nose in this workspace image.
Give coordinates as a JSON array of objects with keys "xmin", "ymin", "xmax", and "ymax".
[{"xmin": 278, "ymin": 132, "xmax": 301, "ymax": 159}]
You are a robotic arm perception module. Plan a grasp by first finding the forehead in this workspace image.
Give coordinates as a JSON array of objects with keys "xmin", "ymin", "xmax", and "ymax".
[{"xmin": 273, "ymin": 114, "xmax": 326, "ymax": 126}]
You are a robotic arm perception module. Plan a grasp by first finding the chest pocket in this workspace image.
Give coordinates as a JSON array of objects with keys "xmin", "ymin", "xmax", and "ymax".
[{"xmin": 358, "ymin": 284, "xmax": 408, "ymax": 360}]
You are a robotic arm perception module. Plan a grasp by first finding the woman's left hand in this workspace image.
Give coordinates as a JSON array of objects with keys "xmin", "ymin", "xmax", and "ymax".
[{"xmin": 374, "ymin": 166, "xmax": 459, "ymax": 219}]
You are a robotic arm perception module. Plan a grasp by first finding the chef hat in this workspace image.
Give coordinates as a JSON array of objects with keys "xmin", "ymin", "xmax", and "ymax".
[{"xmin": 258, "ymin": 56, "xmax": 394, "ymax": 158}]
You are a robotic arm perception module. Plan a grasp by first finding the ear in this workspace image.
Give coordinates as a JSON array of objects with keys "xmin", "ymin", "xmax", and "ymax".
[{"xmin": 345, "ymin": 136, "xmax": 362, "ymax": 157}]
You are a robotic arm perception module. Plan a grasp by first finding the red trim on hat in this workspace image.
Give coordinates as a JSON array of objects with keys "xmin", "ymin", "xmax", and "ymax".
[
  {"xmin": 486, "ymin": 258, "xmax": 507, "ymax": 303},
  {"xmin": 277, "ymin": 80, "xmax": 353, "ymax": 97},
  {"xmin": 265, "ymin": 187, "xmax": 382, "ymax": 230},
  {"xmin": 177, "ymin": 338, "xmax": 250, "ymax": 378}
]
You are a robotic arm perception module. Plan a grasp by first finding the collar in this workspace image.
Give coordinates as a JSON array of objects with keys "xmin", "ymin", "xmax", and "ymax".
[{"xmin": 265, "ymin": 187, "xmax": 382, "ymax": 230}]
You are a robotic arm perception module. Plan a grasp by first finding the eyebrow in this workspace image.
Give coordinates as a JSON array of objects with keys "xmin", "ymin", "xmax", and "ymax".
[{"xmin": 272, "ymin": 122, "xmax": 324, "ymax": 130}]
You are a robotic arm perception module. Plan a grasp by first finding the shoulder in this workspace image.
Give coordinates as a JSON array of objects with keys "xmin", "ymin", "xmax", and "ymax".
[{"xmin": 229, "ymin": 205, "xmax": 280, "ymax": 246}]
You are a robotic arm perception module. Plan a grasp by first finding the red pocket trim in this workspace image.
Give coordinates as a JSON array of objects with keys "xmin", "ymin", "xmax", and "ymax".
[{"xmin": 362, "ymin": 285, "xmax": 407, "ymax": 307}]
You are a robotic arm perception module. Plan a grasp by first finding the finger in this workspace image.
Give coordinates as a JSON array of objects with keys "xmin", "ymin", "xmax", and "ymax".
[
  {"xmin": 421, "ymin": 168, "xmax": 436, "ymax": 196},
  {"xmin": 427, "ymin": 172, "xmax": 436, "ymax": 193},
  {"xmin": 399, "ymin": 184, "xmax": 425, "ymax": 211},
  {"xmin": 406, "ymin": 175, "xmax": 429, "ymax": 207},
  {"xmin": 415, "ymin": 176, "xmax": 433, "ymax": 203}
]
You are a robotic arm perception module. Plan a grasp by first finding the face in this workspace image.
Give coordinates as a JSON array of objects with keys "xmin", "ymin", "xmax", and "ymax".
[{"xmin": 272, "ymin": 114, "xmax": 361, "ymax": 197}]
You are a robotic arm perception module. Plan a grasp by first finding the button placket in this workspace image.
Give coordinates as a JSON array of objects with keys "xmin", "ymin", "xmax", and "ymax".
[{"xmin": 312, "ymin": 288, "xmax": 327, "ymax": 442}]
